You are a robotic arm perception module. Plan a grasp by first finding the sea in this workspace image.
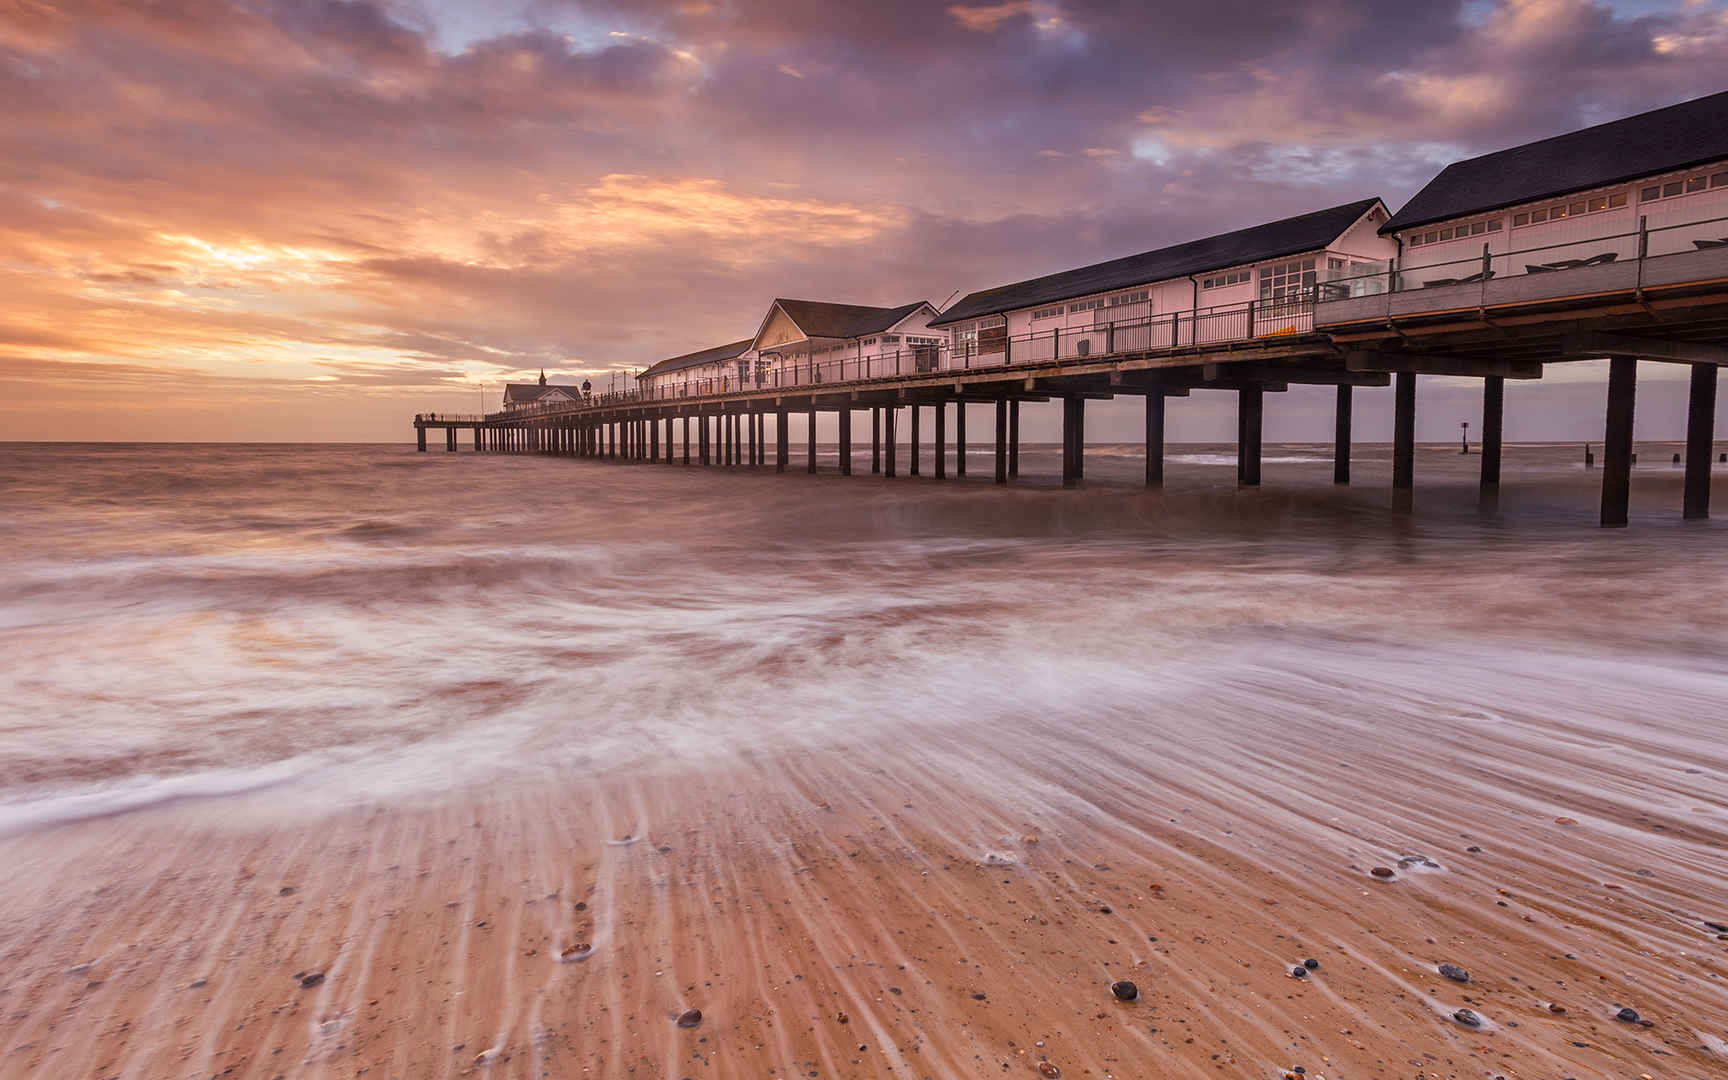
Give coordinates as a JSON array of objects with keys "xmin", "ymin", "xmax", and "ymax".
[{"xmin": 1, "ymin": 440, "xmax": 1724, "ymax": 834}]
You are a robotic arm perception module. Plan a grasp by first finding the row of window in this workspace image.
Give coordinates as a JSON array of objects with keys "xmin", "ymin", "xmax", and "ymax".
[
  {"xmin": 1512, "ymin": 191, "xmax": 1627, "ymax": 228},
  {"xmin": 1031, "ymin": 289, "xmax": 1154, "ymax": 321},
  {"xmin": 1259, "ymin": 258, "xmax": 1316, "ymax": 301},
  {"xmin": 1201, "ymin": 269, "xmax": 1250, "ymax": 290},
  {"xmin": 1408, "ymin": 218, "xmax": 1504, "ymax": 247},
  {"xmin": 1641, "ymin": 170, "xmax": 1728, "ymax": 203}
]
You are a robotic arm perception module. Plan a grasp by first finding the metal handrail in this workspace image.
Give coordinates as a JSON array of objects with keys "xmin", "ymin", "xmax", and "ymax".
[
  {"xmin": 1317, "ymin": 207, "xmax": 1728, "ymax": 299},
  {"xmin": 473, "ymin": 294, "xmax": 1319, "ymax": 421}
]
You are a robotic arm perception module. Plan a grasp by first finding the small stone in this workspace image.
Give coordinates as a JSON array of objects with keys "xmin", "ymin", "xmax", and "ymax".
[
  {"xmin": 1465, "ymin": 846, "xmax": 1483, "ymax": 853},
  {"xmin": 1037, "ymin": 1064, "xmax": 1062, "ymax": 1078},
  {"xmin": 1453, "ymin": 1008, "xmax": 1482, "ymax": 1028},
  {"xmin": 1110, "ymin": 980, "xmax": 1138, "ymax": 1001},
  {"xmin": 1547, "ymin": 1002, "xmax": 1567, "ymax": 1014},
  {"xmin": 558, "ymin": 944, "xmax": 592, "ymax": 962},
  {"xmin": 1438, "ymin": 963, "xmax": 1471, "ymax": 983},
  {"xmin": 1704, "ymin": 920, "xmax": 1728, "ymax": 933},
  {"xmin": 1615, "ymin": 1006, "xmax": 1640, "ymax": 1023},
  {"xmin": 676, "ymin": 1008, "xmax": 703, "ymax": 1028},
  {"xmin": 299, "ymin": 973, "xmax": 325, "ymax": 988},
  {"xmin": 188, "ymin": 979, "xmax": 208, "ymax": 989},
  {"xmin": 1302, "ymin": 958, "xmax": 1318, "ymax": 970},
  {"xmin": 1097, "ymin": 906, "xmax": 1112, "ymax": 915},
  {"xmin": 971, "ymin": 992, "xmax": 987, "ymax": 1001},
  {"xmin": 1370, "ymin": 866, "xmax": 1395, "ymax": 879},
  {"xmin": 573, "ymin": 901, "xmax": 587, "ymax": 912},
  {"xmin": 1554, "ymin": 816, "xmax": 1579, "ymax": 825},
  {"xmin": 1290, "ymin": 967, "xmax": 1307, "ymax": 979},
  {"xmin": 835, "ymin": 1011, "xmax": 849, "ymax": 1024},
  {"xmin": 278, "ymin": 886, "xmax": 296, "ymax": 896}
]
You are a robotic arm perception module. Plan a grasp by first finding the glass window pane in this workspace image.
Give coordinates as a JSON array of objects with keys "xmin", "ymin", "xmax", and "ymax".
[
  {"xmin": 1513, "ymin": 212, "xmax": 1529, "ymax": 226},
  {"xmin": 1587, "ymin": 197, "xmax": 1606, "ymax": 212},
  {"xmin": 1570, "ymin": 202, "xmax": 1586, "ymax": 215},
  {"xmin": 1686, "ymin": 176, "xmax": 1705, "ymax": 192},
  {"xmin": 1641, "ymin": 186, "xmax": 1661, "ymax": 201},
  {"xmin": 1712, "ymin": 172, "xmax": 1728, "ymax": 188},
  {"xmin": 1664, "ymin": 181, "xmax": 1684, "ymax": 196},
  {"xmin": 1608, "ymin": 192, "xmax": 1627, "ymax": 207},
  {"xmin": 1530, "ymin": 210, "xmax": 1547, "ymax": 223}
]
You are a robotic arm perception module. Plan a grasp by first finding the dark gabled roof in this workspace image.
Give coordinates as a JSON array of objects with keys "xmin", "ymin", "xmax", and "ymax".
[
  {"xmin": 1383, "ymin": 91, "xmax": 1728, "ymax": 234},
  {"xmin": 638, "ymin": 339, "xmax": 752, "ymax": 380},
  {"xmin": 929, "ymin": 199, "xmax": 1384, "ymax": 326},
  {"xmin": 502, "ymin": 382, "xmax": 585, "ymax": 403},
  {"xmin": 772, "ymin": 299, "xmax": 931, "ymax": 340}
]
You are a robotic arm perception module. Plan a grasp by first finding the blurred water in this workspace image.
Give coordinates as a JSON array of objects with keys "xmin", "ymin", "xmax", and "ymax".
[{"xmin": 0, "ymin": 440, "xmax": 1722, "ymax": 832}]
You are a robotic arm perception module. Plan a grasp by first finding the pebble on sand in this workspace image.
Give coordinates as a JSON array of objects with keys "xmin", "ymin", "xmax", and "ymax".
[
  {"xmin": 558, "ymin": 944, "xmax": 593, "ymax": 962},
  {"xmin": 1302, "ymin": 958, "xmax": 1319, "ymax": 970},
  {"xmin": 1369, "ymin": 866, "xmax": 1396, "ymax": 879},
  {"xmin": 1615, "ymin": 1006, "xmax": 1641, "ymax": 1023},
  {"xmin": 1438, "ymin": 963, "xmax": 1470, "ymax": 983},
  {"xmin": 1037, "ymin": 1063, "xmax": 1062, "ymax": 1078},
  {"xmin": 298, "ymin": 973, "xmax": 325, "ymax": 988},
  {"xmin": 1110, "ymin": 980, "xmax": 1138, "ymax": 1001},
  {"xmin": 676, "ymin": 1008, "xmax": 703, "ymax": 1028},
  {"xmin": 1452, "ymin": 1008, "xmax": 1483, "ymax": 1028}
]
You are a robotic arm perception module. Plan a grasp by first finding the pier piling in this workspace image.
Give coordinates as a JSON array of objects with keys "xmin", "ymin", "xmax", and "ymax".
[
  {"xmin": 1391, "ymin": 373, "xmax": 1414, "ymax": 512},
  {"xmin": 776, "ymin": 406, "xmax": 788, "ymax": 472},
  {"xmin": 885, "ymin": 406, "xmax": 897, "ymax": 477},
  {"xmin": 1684, "ymin": 362, "xmax": 1716, "ymax": 520},
  {"xmin": 1480, "ymin": 376, "xmax": 1504, "ymax": 510},
  {"xmin": 934, "ymin": 400, "xmax": 947, "ymax": 479},
  {"xmin": 1145, "ymin": 393, "xmax": 1164, "ymax": 488},
  {"xmin": 956, "ymin": 404, "xmax": 966, "ymax": 478},
  {"xmin": 839, "ymin": 407, "xmax": 852, "ymax": 476},
  {"xmin": 1601, "ymin": 357, "xmax": 1637, "ymax": 527},
  {"xmin": 1333, "ymin": 385, "xmax": 1351, "ymax": 485},
  {"xmin": 995, "ymin": 400, "xmax": 1008, "ymax": 485},
  {"xmin": 1238, "ymin": 386, "xmax": 1264, "ymax": 489},
  {"xmin": 910, "ymin": 405, "xmax": 921, "ymax": 476},
  {"xmin": 806, "ymin": 405, "xmax": 817, "ymax": 473},
  {"xmin": 1009, "ymin": 400, "xmax": 1020, "ymax": 478},
  {"xmin": 871, "ymin": 407, "xmax": 881, "ymax": 474}
]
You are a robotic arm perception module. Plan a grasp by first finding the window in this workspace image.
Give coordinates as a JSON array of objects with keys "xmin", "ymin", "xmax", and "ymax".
[
  {"xmin": 882, "ymin": 335, "xmax": 900, "ymax": 343},
  {"xmin": 1513, "ymin": 188, "xmax": 1631, "ymax": 226},
  {"xmin": 1107, "ymin": 289, "xmax": 1149, "ymax": 306},
  {"xmin": 1714, "ymin": 171, "xmax": 1728, "ymax": 188},
  {"xmin": 1067, "ymin": 298, "xmax": 1105, "ymax": 313},
  {"xmin": 1201, "ymin": 269, "xmax": 1250, "ymax": 289},
  {"xmin": 1032, "ymin": 306, "xmax": 1064, "ymax": 320},
  {"xmin": 1259, "ymin": 258, "xmax": 1316, "ymax": 301},
  {"xmin": 861, "ymin": 337, "xmax": 877, "ymax": 346}
]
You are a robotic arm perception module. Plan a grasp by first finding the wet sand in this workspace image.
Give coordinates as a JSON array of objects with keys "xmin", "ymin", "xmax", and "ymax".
[{"xmin": 1, "ymin": 442, "xmax": 1725, "ymax": 1077}]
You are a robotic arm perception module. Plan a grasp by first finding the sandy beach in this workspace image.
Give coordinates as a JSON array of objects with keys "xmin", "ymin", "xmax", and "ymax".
[{"xmin": 1, "ymin": 442, "xmax": 1725, "ymax": 1078}]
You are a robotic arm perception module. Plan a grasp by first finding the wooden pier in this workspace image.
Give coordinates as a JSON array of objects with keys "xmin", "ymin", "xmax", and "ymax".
[{"xmin": 415, "ymin": 264, "xmax": 1726, "ymax": 527}]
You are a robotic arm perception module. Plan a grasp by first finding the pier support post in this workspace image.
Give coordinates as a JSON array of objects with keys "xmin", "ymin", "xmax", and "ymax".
[
  {"xmin": 1146, "ymin": 393, "xmax": 1165, "ymax": 488},
  {"xmin": 1684, "ymin": 362, "xmax": 1716, "ymax": 520},
  {"xmin": 839, "ymin": 407, "xmax": 852, "ymax": 476},
  {"xmin": 1333, "ymin": 385, "xmax": 1352, "ymax": 485},
  {"xmin": 1480, "ymin": 376, "xmax": 1504, "ymax": 511},
  {"xmin": 935, "ymin": 400, "xmax": 947, "ymax": 479},
  {"xmin": 1238, "ymin": 387, "xmax": 1263, "ymax": 488},
  {"xmin": 995, "ymin": 399, "xmax": 1009, "ymax": 484},
  {"xmin": 1601, "ymin": 357, "xmax": 1637, "ymax": 527},
  {"xmin": 698, "ymin": 414, "xmax": 708, "ymax": 466},
  {"xmin": 885, "ymin": 407, "xmax": 898, "ymax": 477},
  {"xmin": 910, "ymin": 404, "xmax": 921, "ymax": 476},
  {"xmin": 1009, "ymin": 400, "xmax": 1020, "ymax": 478},
  {"xmin": 1061, "ymin": 397, "xmax": 1079, "ymax": 488},
  {"xmin": 416, "ymin": 426, "xmax": 426, "ymax": 452},
  {"xmin": 474, "ymin": 427, "xmax": 482, "ymax": 452},
  {"xmin": 956, "ymin": 404, "xmax": 966, "ymax": 477},
  {"xmin": 682, "ymin": 415, "xmax": 691, "ymax": 465},
  {"xmin": 871, "ymin": 407, "xmax": 881, "ymax": 474},
  {"xmin": 650, "ymin": 417, "xmax": 659, "ymax": 462},
  {"xmin": 746, "ymin": 411, "xmax": 756, "ymax": 467},
  {"xmin": 776, "ymin": 406, "xmax": 788, "ymax": 472},
  {"xmin": 1392, "ymin": 373, "xmax": 1414, "ymax": 512},
  {"xmin": 807, "ymin": 404, "xmax": 817, "ymax": 473}
]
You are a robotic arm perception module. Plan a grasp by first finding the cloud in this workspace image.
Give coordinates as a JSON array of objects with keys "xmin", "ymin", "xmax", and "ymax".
[{"xmin": 2, "ymin": 0, "xmax": 1725, "ymax": 440}]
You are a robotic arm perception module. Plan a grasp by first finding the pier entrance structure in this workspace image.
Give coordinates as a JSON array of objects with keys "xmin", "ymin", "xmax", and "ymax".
[{"xmin": 414, "ymin": 91, "xmax": 1728, "ymax": 527}]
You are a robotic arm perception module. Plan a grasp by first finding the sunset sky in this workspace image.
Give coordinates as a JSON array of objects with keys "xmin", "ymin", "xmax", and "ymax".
[{"xmin": 3, "ymin": 0, "xmax": 1726, "ymax": 442}]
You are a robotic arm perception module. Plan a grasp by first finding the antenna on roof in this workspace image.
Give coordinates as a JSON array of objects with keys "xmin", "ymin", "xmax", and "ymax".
[{"xmin": 937, "ymin": 290, "xmax": 961, "ymax": 313}]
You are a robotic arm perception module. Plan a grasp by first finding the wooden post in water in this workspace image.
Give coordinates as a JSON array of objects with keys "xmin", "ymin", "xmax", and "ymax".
[
  {"xmin": 1391, "ymin": 373, "xmax": 1414, "ymax": 511},
  {"xmin": 699, "ymin": 413, "xmax": 710, "ymax": 466},
  {"xmin": 1009, "ymin": 400, "xmax": 1020, "ymax": 478},
  {"xmin": 1146, "ymin": 393, "xmax": 1165, "ymax": 488},
  {"xmin": 806, "ymin": 404, "xmax": 817, "ymax": 474},
  {"xmin": 1333, "ymin": 385, "xmax": 1352, "ymax": 485},
  {"xmin": 909, "ymin": 404, "xmax": 921, "ymax": 476},
  {"xmin": 776, "ymin": 405, "xmax": 788, "ymax": 473},
  {"xmin": 1238, "ymin": 386, "xmax": 1264, "ymax": 489},
  {"xmin": 838, "ymin": 407, "xmax": 852, "ymax": 475},
  {"xmin": 934, "ymin": 399, "xmax": 947, "ymax": 479},
  {"xmin": 650, "ymin": 416, "xmax": 659, "ymax": 462},
  {"xmin": 1061, "ymin": 397, "xmax": 1080, "ymax": 488},
  {"xmin": 995, "ymin": 400, "xmax": 1008, "ymax": 484},
  {"xmin": 871, "ymin": 407, "xmax": 881, "ymax": 474},
  {"xmin": 885, "ymin": 407, "xmax": 898, "ymax": 477},
  {"xmin": 1480, "ymin": 375, "xmax": 1504, "ymax": 511},
  {"xmin": 955, "ymin": 404, "xmax": 966, "ymax": 477},
  {"xmin": 1601, "ymin": 357, "xmax": 1637, "ymax": 527},
  {"xmin": 1684, "ymin": 362, "xmax": 1716, "ymax": 520},
  {"xmin": 416, "ymin": 425, "xmax": 426, "ymax": 452}
]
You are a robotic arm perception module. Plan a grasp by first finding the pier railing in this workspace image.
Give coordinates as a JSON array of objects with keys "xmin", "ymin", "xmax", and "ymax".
[
  {"xmin": 482, "ymin": 294, "xmax": 1319, "ymax": 420},
  {"xmin": 1316, "ymin": 209, "xmax": 1728, "ymax": 307}
]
